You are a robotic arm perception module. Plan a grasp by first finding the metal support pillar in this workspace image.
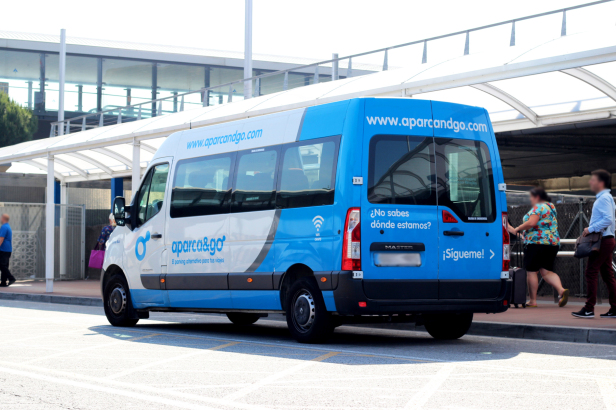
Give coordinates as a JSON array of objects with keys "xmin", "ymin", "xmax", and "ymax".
[
  {"xmin": 59, "ymin": 181, "xmax": 67, "ymax": 278},
  {"xmin": 227, "ymin": 86, "xmax": 233, "ymax": 103},
  {"xmin": 96, "ymin": 58, "xmax": 103, "ymax": 112},
  {"xmin": 347, "ymin": 58, "xmax": 353, "ymax": 78},
  {"xmin": 58, "ymin": 29, "xmax": 66, "ymax": 136},
  {"xmin": 332, "ymin": 53, "xmax": 339, "ymax": 80},
  {"xmin": 464, "ymin": 31, "xmax": 470, "ymax": 55},
  {"xmin": 561, "ymin": 10, "xmax": 567, "ymax": 36},
  {"xmin": 27, "ymin": 81, "xmax": 33, "ymax": 110},
  {"xmin": 151, "ymin": 64, "xmax": 158, "ymax": 116},
  {"xmin": 203, "ymin": 68, "xmax": 210, "ymax": 107},
  {"xmin": 283, "ymin": 72, "xmax": 288, "ymax": 90},
  {"xmin": 254, "ymin": 78, "xmax": 260, "ymax": 98},
  {"xmin": 46, "ymin": 156, "xmax": 55, "ymax": 292},
  {"xmin": 180, "ymin": 95, "xmax": 185, "ymax": 112},
  {"xmin": 132, "ymin": 141, "xmax": 141, "ymax": 198},
  {"xmin": 126, "ymin": 88, "xmax": 132, "ymax": 114},
  {"xmin": 422, "ymin": 41, "xmax": 427, "ymax": 64},
  {"xmin": 173, "ymin": 92, "xmax": 178, "ymax": 112},
  {"xmin": 382, "ymin": 50, "xmax": 388, "ymax": 71},
  {"xmin": 244, "ymin": 0, "xmax": 253, "ymax": 99},
  {"xmin": 578, "ymin": 199, "xmax": 584, "ymax": 295},
  {"xmin": 314, "ymin": 65, "xmax": 319, "ymax": 84},
  {"xmin": 38, "ymin": 53, "xmax": 46, "ymax": 113},
  {"xmin": 510, "ymin": 21, "xmax": 516, "ymax": 46},
  {"xmin": 77, "ymin": 85, "xmax": 83, "ymax": 112},
  {"xmin": 111, "ymin": 177, "xmax": 124, "ymax": 212}
]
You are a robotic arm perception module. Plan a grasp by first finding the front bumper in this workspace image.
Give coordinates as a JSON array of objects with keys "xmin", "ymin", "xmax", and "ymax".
[{"xmin": 332, "ymin": 271, "xmax": 512, "ymax": 316}]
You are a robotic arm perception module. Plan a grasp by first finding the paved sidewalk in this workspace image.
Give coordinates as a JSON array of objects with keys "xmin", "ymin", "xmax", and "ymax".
[{"xmin": 1, "ymin": 280, "xmax": 615, "ymax": 344}]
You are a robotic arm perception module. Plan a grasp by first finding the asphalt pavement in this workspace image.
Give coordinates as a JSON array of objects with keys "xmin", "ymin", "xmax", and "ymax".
[{"xmin": 1, "ymin": 299, "xmax": 616, "ymax": 409}]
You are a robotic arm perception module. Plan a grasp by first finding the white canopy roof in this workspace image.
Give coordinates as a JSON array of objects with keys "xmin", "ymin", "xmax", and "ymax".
[{"xmin": 4, "ymin": 26, "xmax": 616, "ymax": 183}]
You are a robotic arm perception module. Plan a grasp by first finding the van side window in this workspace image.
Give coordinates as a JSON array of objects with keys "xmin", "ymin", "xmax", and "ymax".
[
  {"xmin": 232, "ymin": 148, "xmax": 279, "ymax": 213},
  {"xmin": 136, "ymin": 163, "xmax": 169, "ymax": 227},
  {"xmin": 434, "ymin": 138, "xmax": 495, "ymax": 222},
  {"xmin": 277, "ymin": 139, "xmax": 338, "ymax": 209},
  {"xmin": 368, "ymin": 135, "xmax": 436, "ymax": 205},
  {"xmin": 170, "ymin": 154, "xmax": 234, "ymax": 218}
]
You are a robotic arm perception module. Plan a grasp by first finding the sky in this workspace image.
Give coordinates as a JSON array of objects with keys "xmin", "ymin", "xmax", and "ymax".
[{"xmin": 2, "ymin": 0, "xmax": 612, "ymax": 61}]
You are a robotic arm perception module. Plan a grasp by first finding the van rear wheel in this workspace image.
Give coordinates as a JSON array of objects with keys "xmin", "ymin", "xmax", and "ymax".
[
  {"xmin": 423, "ymin": 312, "xmax": 473, "ymax": 340},
  {"xmin": 226, "ymin": 313, "xmax": 261, "ymax": 325},
  {"xmin": 103, "ymin": 274, "xmax": 139, "ymax": 327},
  {"xmin": 285, "ymin": 277, "xmax": 333, "ymax": 344}
]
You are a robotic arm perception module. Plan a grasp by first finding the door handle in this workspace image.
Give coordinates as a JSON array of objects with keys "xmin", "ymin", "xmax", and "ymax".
[
  {"xmin": 151, "ymin": 233, "xmax": 162, "ymax": 239},
  {"xmin": 443, "ymin": 230, "xmax": 464, "ymax": 236}
]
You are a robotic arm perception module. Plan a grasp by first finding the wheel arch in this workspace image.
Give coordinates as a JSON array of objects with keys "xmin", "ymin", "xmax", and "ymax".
[
  {"xmin": 279, "ymin": 263, "xmax": 315, "ymax": 311},
  {"xmin": 100, "ymin": 264, "xmax": 126, "ymax": 297}
]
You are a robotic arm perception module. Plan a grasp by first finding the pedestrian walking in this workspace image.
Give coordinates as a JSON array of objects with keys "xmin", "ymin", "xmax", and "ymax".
[
  {"xmin": 0, "ymin": 213, "xmax": 16, "ymax": 287},
  {"xmin": 508, "ymin": 188, "xmax": 569, "ymax": 308},
  {"xmin": 572, "ymin": 169, "xmax": 616, "ymax": 318},
  {"xmin": 97, "ymin": 214, "xmax": 116, "ymax": 250}
]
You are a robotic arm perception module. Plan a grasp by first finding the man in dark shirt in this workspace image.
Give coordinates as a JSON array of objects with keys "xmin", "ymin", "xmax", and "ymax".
[{"xmin": 0, "ymin": 213, "xmax": 16, "ymax": 287}]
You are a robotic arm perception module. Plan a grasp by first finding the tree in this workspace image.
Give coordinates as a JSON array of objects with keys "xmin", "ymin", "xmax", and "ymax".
[{"xmin": 0, "ymin": 91, "xmax": 38, "ymax": 148}]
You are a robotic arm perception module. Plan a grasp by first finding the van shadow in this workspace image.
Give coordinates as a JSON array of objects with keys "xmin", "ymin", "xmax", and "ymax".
[{"xmin": 88, "ymin": 313, "xmax": 613, "ymax": 365}]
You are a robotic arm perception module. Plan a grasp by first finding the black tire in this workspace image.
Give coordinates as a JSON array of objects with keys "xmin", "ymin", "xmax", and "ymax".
[
  {"xmin": 285, "ymin": 277, "xmax": 334, "ymax": 343},
  {"xmin": 423, "ymin": 312, "xmax": 473, "ymax": 340},
  {"xmin": 226, "ymin": 312, "xmax": 261, "ymax": 325},
  {"xmin": 103, "ymin": 274, "xmax": 139, "ymax": 327}
]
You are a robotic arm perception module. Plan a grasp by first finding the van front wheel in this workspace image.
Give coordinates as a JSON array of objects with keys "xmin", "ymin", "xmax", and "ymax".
[
  {"xmin": 285, "ymin": 277, "xmax": 333, "ymax": 343},
  {"xmin": 423, "ymin": 313, "xmax": 473, "ymax": 340},
  {"xmin": 103, "ymin": 274, "xmax": 139, "ymax": 327}
]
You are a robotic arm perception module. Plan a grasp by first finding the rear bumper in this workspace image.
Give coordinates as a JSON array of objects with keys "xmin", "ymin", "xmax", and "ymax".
[{"xmin": 332, "ymin": 271, "xmax": 511, "ymax": 316}]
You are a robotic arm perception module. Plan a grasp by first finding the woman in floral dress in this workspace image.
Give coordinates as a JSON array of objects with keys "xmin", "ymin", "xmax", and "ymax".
[{"xmin": 508, "ymin": 188, "xmax": 569, "ymax": 307}]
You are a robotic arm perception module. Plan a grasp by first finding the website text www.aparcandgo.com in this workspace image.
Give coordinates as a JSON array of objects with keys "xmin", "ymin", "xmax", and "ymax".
[
  {"xmin": 366, "ymin": 116, "xmax": 488, "ymax": 133},
  {"xmin": 186, "ymin": 129, "xmax": 263, "ymax": 150}
]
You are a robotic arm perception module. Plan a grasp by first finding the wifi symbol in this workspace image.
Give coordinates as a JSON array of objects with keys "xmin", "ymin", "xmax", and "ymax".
[{"xmin": 312, "ymin": 215, "xmax": 324, "ymax": 231}]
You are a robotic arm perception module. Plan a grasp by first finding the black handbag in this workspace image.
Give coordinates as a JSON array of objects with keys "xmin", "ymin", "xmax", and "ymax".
[{"xmin": 574, "ymin": 232, "xmax": 602, "ymax": 258}]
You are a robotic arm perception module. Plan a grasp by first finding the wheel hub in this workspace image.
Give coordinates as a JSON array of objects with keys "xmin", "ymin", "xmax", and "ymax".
[
  {"xmin": 293, "ymin": 292, "xmax": 315, "ymax": 330},
  {"xmin": 109, "ymin": 286, "xmax": 127, "ymax": 315}
]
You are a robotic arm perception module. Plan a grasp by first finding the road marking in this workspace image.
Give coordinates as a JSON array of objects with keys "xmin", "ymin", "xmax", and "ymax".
[
  {"xmin": 0, "ymin": 360, "xmax": 272, "ymax": 410},
  {"xmin": 107, "ymin": 341, "xmax": 240, "ymax": 380},
  {"xmin": 23, "ymin": 333, "xmax": 159, "ymax": 364},
  {"xmin": 311, "ymin": 351, "xmax": 339, "ymax": 362},
  {"xmin": 90, "ymin": 326, "xmax": 446, "ymax": 364},
  {"xmin": 223, "ymin": 351, "xmax": 339, "ymax": 401},
  {"xmin": 404, "ymin": 363, "xmax": 455, "ymax": 409},
  {"xmin": 0, "ymin": 365, "xmax": 225, "ymax": 410},
  {"xmin": 598, "ymin": 379, "xmax": 616, "ymax": 410}
]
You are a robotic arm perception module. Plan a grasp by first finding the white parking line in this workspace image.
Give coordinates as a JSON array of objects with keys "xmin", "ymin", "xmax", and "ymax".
[
  {"xmin": 404, "ymin": 363, "xmax": 455, "ymax": 409},
  {"xmin": 0, "ymin": 365, "xmax": 225, "ymax": 410},
  {"xmin": 598, "ymin": 379, "xmax": 616, "ymax": 410}
]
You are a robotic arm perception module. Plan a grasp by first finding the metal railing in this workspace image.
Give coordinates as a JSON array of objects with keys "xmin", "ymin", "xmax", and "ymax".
[{"xmin": 50, "ymin": 0, "xmax": 614, "ymax": 137}]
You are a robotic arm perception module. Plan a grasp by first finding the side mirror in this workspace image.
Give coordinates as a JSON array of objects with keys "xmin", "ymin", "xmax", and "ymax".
[{"xmin": 113, "ymin": 197, "xmax": 126, "ymax": 227}]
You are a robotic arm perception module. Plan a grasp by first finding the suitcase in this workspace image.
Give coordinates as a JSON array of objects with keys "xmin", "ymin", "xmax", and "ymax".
[{"xmin": 509, "ymin": 239, "xmax": 527, "ymax": 308}]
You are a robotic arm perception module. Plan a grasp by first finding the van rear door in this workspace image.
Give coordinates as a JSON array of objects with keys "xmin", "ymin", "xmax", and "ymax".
[
  {"xmin": 431, "ymin": 101, "xmax": 503, "ymax": 299},
  {"xmin": 361, "ymin": 99, "xmax": 439, "ymax": 300}
]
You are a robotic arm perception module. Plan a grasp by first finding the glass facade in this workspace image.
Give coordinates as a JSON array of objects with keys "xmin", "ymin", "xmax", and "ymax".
[{"xmin": 0, "ymin": 48, "xmax": 280, "ymax": 119}]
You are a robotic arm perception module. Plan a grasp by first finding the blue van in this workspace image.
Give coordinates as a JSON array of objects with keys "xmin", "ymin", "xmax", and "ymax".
[{"xmin": 105, "ymin": 98, "xmax": 512, "ymax": 343}]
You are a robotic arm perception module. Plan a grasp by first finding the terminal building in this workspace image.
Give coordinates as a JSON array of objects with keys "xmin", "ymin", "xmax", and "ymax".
[{"xmin": 0, "ymin": 30, "xmax": 375, "ymax": 139}]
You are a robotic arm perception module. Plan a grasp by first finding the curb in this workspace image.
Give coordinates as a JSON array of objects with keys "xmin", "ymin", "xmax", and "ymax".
[
  {"xmin": 0, "ymin": 291, "xmax": 103, "ymax": 307},
  {"xmin": 353, "ymin": 321, "xmax": 616, "ymax": 346},
  {"xmin": 1, "ymin": 292, "xmax": 614, "ymax": 345}
]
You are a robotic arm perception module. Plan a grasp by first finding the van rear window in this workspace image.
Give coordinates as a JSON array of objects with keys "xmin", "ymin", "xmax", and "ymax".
[
  {"xmin": 368, "ymin": 135, "xmax": 436, "ymax": 205},
  {"xmin": 434, "ymin": 138, "xmax": 495, "ymax": 222}
]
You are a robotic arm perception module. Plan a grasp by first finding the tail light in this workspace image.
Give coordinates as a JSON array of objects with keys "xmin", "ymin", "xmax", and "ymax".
[
  {"xmin": 442, "ymin": 210, "xmax": 458, "ymax": 223},
  {"xmin": 342, "ymin": 208, "xmax": 361, "ymax": 271},
  {"xmin": 502, "ymin": 212, "xmax": 510, "ymax": 272}
]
